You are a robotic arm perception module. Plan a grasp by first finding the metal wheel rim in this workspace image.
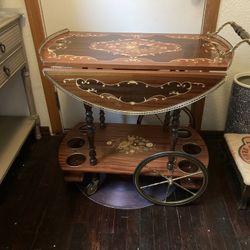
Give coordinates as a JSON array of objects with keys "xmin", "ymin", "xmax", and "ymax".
[{"xmin": 133, "ymin": 151, "xmax": 208, "ymax": 206}]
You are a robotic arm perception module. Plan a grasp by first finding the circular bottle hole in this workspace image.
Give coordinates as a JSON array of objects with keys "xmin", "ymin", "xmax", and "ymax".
[
  {"xmin": 66, "ymin": 154, "xmax": 86, "ymax": 166},
  {"xmin": 178, "ymin": 129, "xmax": 192, "ymax": 138},
  {"xmin": 67, "ymin": 138, "xmax": 85, "ymax": 148},
  {"xmin": 182, "ymin": 143, "xmax": 202, "ymax": 155},
  {"xmin": 178, "ymin": 160, "xmax": 199, "ymax": 173}
]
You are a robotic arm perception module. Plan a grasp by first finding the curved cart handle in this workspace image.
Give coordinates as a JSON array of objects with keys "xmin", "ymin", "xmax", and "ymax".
[
  {"xmin": 230, "ymin": 22, "xmax": 250, "ymax": 42},
  {"xmin": 208, "ymin": 21, "xmax": 250, "ymax": 57}
]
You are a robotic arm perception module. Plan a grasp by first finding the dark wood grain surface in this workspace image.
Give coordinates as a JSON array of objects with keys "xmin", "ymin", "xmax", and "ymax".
[
  {"xmin": 58, "ymin": 123, "xmax": 208, "ymax": 178},
  {"xmin": 45, "ymin": 69, "xmax": 225, "ymax": 114},
  {"xmin": 40, "ymin": 31, "xmax": 232, "ymax": 71}
]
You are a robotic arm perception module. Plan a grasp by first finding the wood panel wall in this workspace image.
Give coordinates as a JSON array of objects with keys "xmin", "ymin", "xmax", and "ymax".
[{"xmin": 25, "ymin": 0, "xmax": 62, "ymax": 134}]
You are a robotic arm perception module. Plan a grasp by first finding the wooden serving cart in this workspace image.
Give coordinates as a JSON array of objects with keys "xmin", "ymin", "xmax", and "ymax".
[{"xmin": 39, "ymin": 22, "xmax": 250, "ymax": 206}]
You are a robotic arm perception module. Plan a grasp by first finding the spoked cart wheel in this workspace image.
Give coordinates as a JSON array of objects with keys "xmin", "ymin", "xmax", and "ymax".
[{"xmin": 133, "ymin": 151, "xmax": 208, "ymax": 206}]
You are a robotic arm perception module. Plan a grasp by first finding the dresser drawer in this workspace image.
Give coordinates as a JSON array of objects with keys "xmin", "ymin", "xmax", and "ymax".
[
  {"xmin": 0, "ymin": 48, "xmax": 25, "ymax": 88},
  {"xmin": 0, "ymin": 22, "xmax": 22, "ymax": 62}
]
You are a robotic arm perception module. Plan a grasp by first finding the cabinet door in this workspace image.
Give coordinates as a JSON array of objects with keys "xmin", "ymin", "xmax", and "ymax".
[{"xmin": 40, "ymin": 0, "xmax": 205, "ymax": 129}]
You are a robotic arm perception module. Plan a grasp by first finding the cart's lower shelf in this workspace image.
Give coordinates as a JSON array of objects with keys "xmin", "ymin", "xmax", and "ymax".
[
  {"xmin": 0, "ymin": 116, "xmax": 35, "ymax": 183},
  {"xmin": 59, "ymin": 123, "xmax": 209, "ymax": 182}
]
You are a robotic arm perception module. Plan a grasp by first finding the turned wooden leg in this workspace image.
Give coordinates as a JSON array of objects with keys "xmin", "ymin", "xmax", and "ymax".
[
  {"xmin": 99, "ymin": 109, "xmax": 106, "ymax": 128},
  {"xmin": 163, "ymin": 111, "xmax": 171, "ymax": 131},
  {"xmin": 136, "ymin": 115, "xmax": 144, "ymax": 125},
  {"xmin": 170, "ymin": 109, "xmax": 181, "ymax": 151},
  {"xmin": 168, "ymin": 109, "xmax": 181, "ymax": 169},
  {"xmin": 84, "ymin": 104, "xmax": 97, "ymax": 165},
  {"xmin": 182, "ymin": 107, "xmax": 195, "ymax": 128}
]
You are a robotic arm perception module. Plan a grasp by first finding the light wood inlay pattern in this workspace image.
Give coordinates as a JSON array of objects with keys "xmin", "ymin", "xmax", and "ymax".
[{"xmin": 44, "ymin": 69, "xmax": 226, "ymax": 115}]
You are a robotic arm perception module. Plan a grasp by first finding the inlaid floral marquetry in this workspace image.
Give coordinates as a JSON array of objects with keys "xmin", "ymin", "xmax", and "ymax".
[
  {"xmin": 89, "ymin": 36, "xmax": 182, "ymax": 62},
  {"xmin": 106, "ymin": 135, "xmax": 155, "ymax": 154},
  {"xmin": 40, "ymin": 31, "xmax": 232, "ymax": 70},
  {"xmin": 62, "ymin": 78, "xmax": 206, "ymax": 105},
  {"xmin": 44, "ymin": 69, "xmax": 225, "ymax": 115}
]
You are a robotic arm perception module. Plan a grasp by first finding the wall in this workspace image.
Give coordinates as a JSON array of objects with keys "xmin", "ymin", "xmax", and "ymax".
[{"xmin": 0, "ymin": 0, "xmax": 249, "ymax": 130}]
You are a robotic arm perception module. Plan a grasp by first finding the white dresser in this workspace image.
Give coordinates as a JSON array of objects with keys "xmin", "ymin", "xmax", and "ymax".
[{"xmin": 0, "ymin": 11, "xmax": 41, "ymax": 183}]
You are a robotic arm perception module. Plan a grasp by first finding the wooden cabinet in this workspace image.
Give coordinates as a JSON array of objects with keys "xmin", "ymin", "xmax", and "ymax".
[{"xmin": 0, "ymin": 11, "xmax": 41, "ymax": 183}]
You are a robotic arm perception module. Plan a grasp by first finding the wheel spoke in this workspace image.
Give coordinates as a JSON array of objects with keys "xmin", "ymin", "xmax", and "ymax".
[
  {"xmin": 146, "ymin": 164, "xmax": 169, "ymax": 180},
  {"xmin": 173, "ymin": 181, "xmax": 195, "ymax": 195},
  {"xmin": 140, "ymin": 179, "xmax": 170, "ymax": 189},
  {"xmin": 164, "ymin": 183, "xmax": 171, "ymax": 201},
  {"xmin": 172, "ymin": 171, "xmax": 203, "ymax": 181},
  {"xmin": 134, "ymin": 151, "xmax": 208, "ymax": 206}
]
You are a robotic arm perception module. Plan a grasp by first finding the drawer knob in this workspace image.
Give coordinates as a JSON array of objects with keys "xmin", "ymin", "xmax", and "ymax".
[
  {"xmin": 3, "ymin": 66, "xmax": 11, "ymax": 77},
  {"xmin": 0, "ymin": 43, "xmax": 6, "ymax": 53}
]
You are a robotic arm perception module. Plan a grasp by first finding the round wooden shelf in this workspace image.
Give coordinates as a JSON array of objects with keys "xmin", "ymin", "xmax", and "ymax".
[{"xmin": 59, "ymin": 123, "xmax": 208, "ymax": 182}]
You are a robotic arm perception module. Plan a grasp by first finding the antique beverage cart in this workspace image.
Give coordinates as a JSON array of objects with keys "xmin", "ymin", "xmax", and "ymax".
[{"xmin": 39, "ymin": 22, "xmax": 250, "ymax": 206}]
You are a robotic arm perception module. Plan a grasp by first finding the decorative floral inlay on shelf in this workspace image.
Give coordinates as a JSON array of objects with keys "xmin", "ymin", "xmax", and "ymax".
[
  {"xmin": 63, "ymin": 78, "xmax": 206, "ymax": 105},
  {"xmin": 106, "ymin": 135, "xmax": 155, "ymax": 154}
]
